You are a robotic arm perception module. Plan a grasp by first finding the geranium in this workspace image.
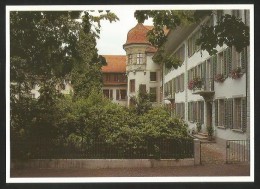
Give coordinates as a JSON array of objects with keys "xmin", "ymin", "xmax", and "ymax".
[
  {"xmin": 188, "ymin": 77, "xmax": 202, "ymax": 90},
  {"xmin": 230, "ymin": 67, "xmax": 242, "ymax": 79},
  {"xmin": 214, "ymin": 74, "xmax": 225, "ymax": 83}
]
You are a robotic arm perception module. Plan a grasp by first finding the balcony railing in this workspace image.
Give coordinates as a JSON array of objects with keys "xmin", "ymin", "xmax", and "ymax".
[
  {"xmin": 126, "ymin": 64, "xmax": 146, "ymax": 72},
  {"xmin": 189, "ymin": 77, "xmax": 214, "ymax": 92},
  {"xmin": 190, "ymin": 77, "xmax": 215, "ymax": 100}
]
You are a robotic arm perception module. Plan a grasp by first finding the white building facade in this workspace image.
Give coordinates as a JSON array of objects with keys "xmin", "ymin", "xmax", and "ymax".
[
  {"xmin": 162, "ymin": 10, "xmax": 250, "ymax": 144},
  {"xmin": 123, "ymin": 23, "xmax": 162, "ymax": 106}
]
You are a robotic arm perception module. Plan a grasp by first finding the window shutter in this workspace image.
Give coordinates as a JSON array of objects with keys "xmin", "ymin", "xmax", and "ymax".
[
  {"xmin": 228, "ymin": 99, "xmax": 233, "ymax": 129},
  {"xmin": 223, "ymin": 49, "xmax": 228, "ymax": 78},
  {"xmin": 209, "ymin": 58, "xmax": 213, "ymax": 79},
  {"xmin": 188, "ymin": 102, "xmax": 190, "ymax": 121},
  {"xmin": 242, "ymin": 97, "xmax": 247, "ymax": 132},
  {"xmin": 227, "ymin": 47, "xmax": 232, "ymax": 75},
  {"xmin": 241, "ymin": 47, "xmax": 247, "ymax": 73},
  {"xmin": 224, "ymin": 99, "xmax": 228, "ymax": 128},
  {"xmin": 193, "ymin": 102, "xmax": 196, "ymax": 122},
  {"xmin": 201, "ymin": 101, "xmax": 204, "ymax": 124},
  {"xmin": 215, "ymin": 100, "xmax": 219, "ymax": 126},
  {"xmin": 203, "ymin": 61, "xmax": 206, "ymax": 80},
  {"xmin": 213, "ymin": 55, "xmax": 217, "ymax": 77},
  {"xmin": 116, "ymin": 89, "xmax": 119, "ymax": 100},
  {"xmin": 110, "ymin": 89, "xmax": 113, "ymax": 99}
]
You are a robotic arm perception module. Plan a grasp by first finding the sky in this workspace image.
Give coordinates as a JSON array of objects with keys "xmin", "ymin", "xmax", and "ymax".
[{"xmin": 96, "ymin": 9, "xmax": 153, "ymax": 55}]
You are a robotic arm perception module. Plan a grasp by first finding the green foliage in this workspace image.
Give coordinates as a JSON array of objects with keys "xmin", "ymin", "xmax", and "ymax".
[
  {"xmin": 153, "ymin": 51, "xmax": 182, "ymax": 69},
  {"xmin": 206, "ymin": 125, "xmax": 214, "ymax": 137},
  {"xmin": 130, "ymin": 91, "xmax": 153, "ymax": 115},
  {"xmin": 134, "ymin": 10, "xmax": 249, "ymax": 55},
  {"xmin": 139, "ymin": 107, "xmax": 190, "ymax": 141},
  {"xmin": 10, "ymin": 10, "xmax": 119, "ymax": 158},
  {"xmin": 197, "ymin": 14, "xmax": 249, "ymax": 55},
  {"xmin": 196, "ymin": 122, "xmax": 202, "ymax": 132}
]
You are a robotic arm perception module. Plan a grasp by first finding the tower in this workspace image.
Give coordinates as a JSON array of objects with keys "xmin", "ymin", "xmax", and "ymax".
[{"xmin": 123, "ymin": 23, "xmax": 161, "ymax": 106}]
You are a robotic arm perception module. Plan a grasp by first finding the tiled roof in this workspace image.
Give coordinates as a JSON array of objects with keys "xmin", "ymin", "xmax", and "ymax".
[
  {"xmin": 124, "ymin": 23, "xmax": 169, "ymax": 46},
  {"xmin": 102, "ymin": 55, "xmax": 126, "ymax": 73},
  {"xmin": 124, "ymin": 23, "xmax": 151, "ymax": 46}
]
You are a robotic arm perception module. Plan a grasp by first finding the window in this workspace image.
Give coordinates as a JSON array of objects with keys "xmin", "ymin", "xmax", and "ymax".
[
  {"xmin": 233, "ymin": 98, "xmax": 242, "ymax": 129},
  {"xmin": 188, "ymin": 30, "xmax": 201, "ymax": 57},
  {"xmin": 217, "ymin": 51, "xmax": 224, "ymax": 74},
  {"xmin": 217, "ymin": 98, "xmax": 247, "ymax": 131},
  {"xmin": 150, "ymin": 72, "xmax": 157, "ymax": 82},
  {"xmin": 130, "ymin": 79, "xmax": 135, "ymax": 92},
  {"xmin": 174, "ymin": 74, "xmax": 184, "ymax": 93},
  {"xmin": 103, "ymin": 89, "xmax": 113, "ymax": 100},
  {"xmin": 105, "ymin": 74, "xmax": 110, "ymax": 82},
  {"xmin": 114, "ymin": 74, "xmax": 118, "ymax": 82},
  {"xmin": 175, "ymin": 102, "xmax": 185, "ymax": 119},
  {"xmin": 173, "ymin": 44, "xmax": 185, "ymax": 63},
  {"xmin": 120, "ymin": 89, "xmax": 127, "ymax": 100},
  {"xmin": 232, "ymin": 46, "xmax": 247, "ymax": 72},
  {"xmin": 149, "ymin": 87, "xmax": 157, "ymax": 102},
  {"xmin": 233, "ymin": 98, "xmax": 247, "ymax": 131},
  {"xmin": 116, "ymin": 89, "xmax": 127, "ymax": 100},
  {"xmin": 139, "ymin": 84, "xmax": 146, "ymax": 94},
  {"xmin": 128, "ymin": 54, "xmax": 133, "ymax": 64},
  {"xmin": 215, "ymin": 99, "xmax": 225, "ymax": 126},
  {"xmin": 188, "ymin": 101, "xmax": 204, "ymax": 123},
  {"xmin": 137, "ymin": 53, "xmax": 144, "ymax": 64}
]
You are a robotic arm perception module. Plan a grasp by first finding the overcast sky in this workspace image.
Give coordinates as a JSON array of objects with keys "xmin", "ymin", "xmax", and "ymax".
[{"xmin": 96, "ymin": 9, "xmax": 153, "ymax": 55}]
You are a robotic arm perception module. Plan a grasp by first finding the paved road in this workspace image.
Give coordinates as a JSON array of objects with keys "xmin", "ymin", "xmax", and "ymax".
[{"xmin": 11, "ymin": 164, "xmax": 249, "ymax": 177}]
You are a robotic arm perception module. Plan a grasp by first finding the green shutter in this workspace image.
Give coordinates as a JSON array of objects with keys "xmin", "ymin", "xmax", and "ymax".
[
  {"xmin": 223, "ymin": 50, "xmax": 228, "ymax": 78},
  {"xmin": 241, "ymin": 47, "xmax": 247, "ymax": 73},
  {"xmin": 242, "ymin": 97, "xmax": 247, "ymax": 132},
  {"xmin": 224, "ymin": 99, "xmax": 228, "ymax": 128},
  {"xmin": 213, "ymin": 55, "xmax": 217, "ymax": 77},
  {"xmin": 201, "ymin": 101, "xmax": 204, "ymax": 124},
  {"xmin": 228, "ymin": 99, "xmax": 233, "ymax": 129},
  {"xmin": 215, "ymin": 100, "xmax": 219, "ymax": 126},
  {"xmin": 227, "ymin": 47, "xmax": 232, "ymax": 75},
  {"xmin": 187, "ymin": 102, "xmax": 190, "ymax": 121}
]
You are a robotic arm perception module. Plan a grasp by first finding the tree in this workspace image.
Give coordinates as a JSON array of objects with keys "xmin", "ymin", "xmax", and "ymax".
[
  {"xmin": 10, "ymin": 11, "xmax": 118, "ymax": 100},
  {"xmin": 134, "ymin": 10, "xmax": 249, "ymax": 57},
  {"xmin": 10, "ymin": 10, "xmax": 118, "ymax": 156}
]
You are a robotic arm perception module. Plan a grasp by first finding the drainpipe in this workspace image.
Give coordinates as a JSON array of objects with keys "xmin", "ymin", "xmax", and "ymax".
[{"xmin": 184, "ymin": 41, "xmax": 188, "ymax": 122}]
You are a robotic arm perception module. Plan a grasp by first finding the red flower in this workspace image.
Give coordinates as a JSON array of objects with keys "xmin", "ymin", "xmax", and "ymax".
[
  {"xmin": 214, "ymin": 74, "xmax": 225, "ymax": 83},
  {"xmin": 230, "ymin": 67, "xmax": 242, "ymax": 79}
]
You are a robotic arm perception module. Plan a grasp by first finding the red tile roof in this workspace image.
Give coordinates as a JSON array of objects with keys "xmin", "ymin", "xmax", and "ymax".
[
  {"xmin": 124, "ymin": 23, "xmax": 150, "ymax": 46},
  {"xmin": 102, "ymin": 55, "xmax": 126, "ymax": 73},
  {"xmin": 124, "ymin": 23, "xmax": 169, "ymax": 47}
]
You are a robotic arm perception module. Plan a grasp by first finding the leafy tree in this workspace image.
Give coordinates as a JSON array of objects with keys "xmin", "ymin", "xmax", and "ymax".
[
  {"xmin": 130, "ymin": 91, "xmax": 153, "ymax": 115},
  {"xmin": 134, "ymin": 10, "xmax": 249, "ymax": 56},
  {"xmin": 10, "ymin": 10, "xmax": 118, "ymax": 156}
]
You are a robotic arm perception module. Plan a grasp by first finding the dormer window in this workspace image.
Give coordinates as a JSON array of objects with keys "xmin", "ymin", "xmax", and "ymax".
[{"xmin": 137, "ymin": 53, "xmax": 144, "ymax": 64}]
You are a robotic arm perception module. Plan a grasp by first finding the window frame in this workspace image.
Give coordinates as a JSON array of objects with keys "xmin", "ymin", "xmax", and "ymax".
[{"xmin": 150, "ymin": 71, "xmax": 157, "ymax": 82}]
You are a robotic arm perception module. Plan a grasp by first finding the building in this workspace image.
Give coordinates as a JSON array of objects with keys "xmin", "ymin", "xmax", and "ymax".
[
  {"xmin": 102, "ymin": 55, "xmax": 127, "ymax": 105},
  {"xmin": 162, "ymin": 10, "xmax": 250, "ymax": 144},
  {"xmin": 123, "ymin": 23, "xmax": 164, "ymax": 106},
  {"xmin": 30, "ymin": 79, "xmax": 73, "ymax": 99}
]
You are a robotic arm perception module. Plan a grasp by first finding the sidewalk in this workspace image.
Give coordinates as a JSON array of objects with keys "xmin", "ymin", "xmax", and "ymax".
[{"xmin": 11, "ymin": 164, "xmax": 250, "ymax": 177}]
